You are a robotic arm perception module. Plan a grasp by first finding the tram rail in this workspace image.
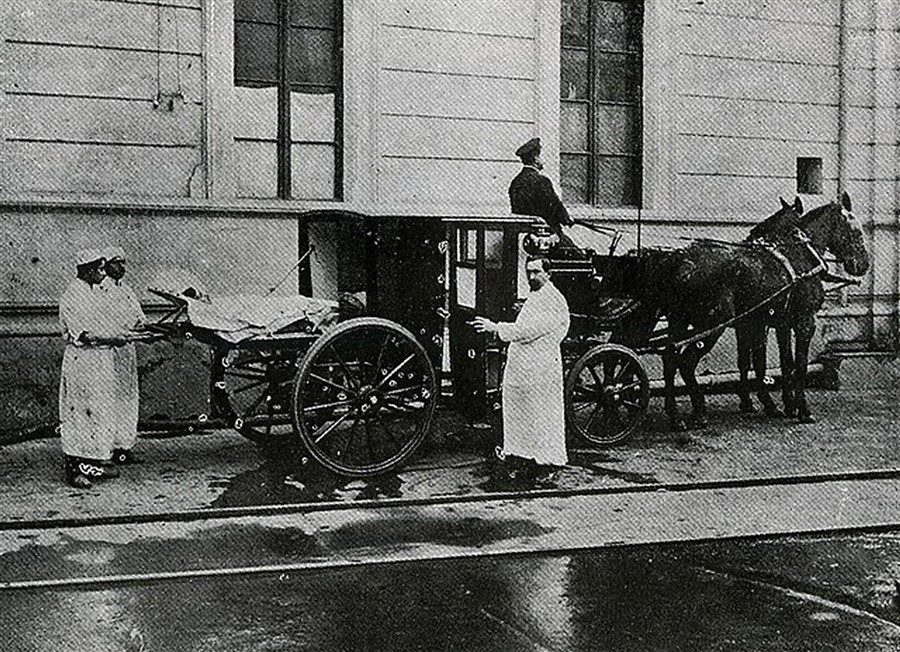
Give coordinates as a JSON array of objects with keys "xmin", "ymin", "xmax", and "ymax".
[{"xmin": 4, "ymin": 464, "xmax": 900, "ymax": 533}]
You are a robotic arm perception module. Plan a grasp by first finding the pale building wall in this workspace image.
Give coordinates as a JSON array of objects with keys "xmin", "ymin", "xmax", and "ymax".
[{"xmin": 0, "ymin": 0, "xmax": 897, "ymax": 433}]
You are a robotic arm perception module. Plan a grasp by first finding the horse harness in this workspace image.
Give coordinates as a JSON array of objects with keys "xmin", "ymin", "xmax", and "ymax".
[{"xmin": 674, "ymin": 232, "xmax": 828, "ymax": 351}]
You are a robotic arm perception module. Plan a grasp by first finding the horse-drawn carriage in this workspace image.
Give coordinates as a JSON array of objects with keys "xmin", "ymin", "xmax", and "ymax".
[{"xmin": 142, "ymin": 195, "xmax": 868, "ymax": 478}]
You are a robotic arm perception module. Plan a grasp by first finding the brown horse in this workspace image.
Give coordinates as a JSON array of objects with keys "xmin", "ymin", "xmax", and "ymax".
[{"xmin": 735, "ymin": 192, "xmax": 869, "ymax": 422}]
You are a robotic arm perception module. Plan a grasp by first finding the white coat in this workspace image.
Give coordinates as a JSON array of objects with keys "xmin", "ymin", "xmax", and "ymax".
[
  {"xmin": 496, "ymin": 281, "xmax": 570, "ymax": 466},
  {"xmin": 59, "ymin": 279, "xmax": 119, "ymax": 460}
]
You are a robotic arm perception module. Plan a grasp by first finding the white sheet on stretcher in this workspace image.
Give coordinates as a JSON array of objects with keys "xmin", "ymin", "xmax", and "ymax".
[{"xmin": 183, "ymin": 294, "xmax": 339, "ymax": 343}]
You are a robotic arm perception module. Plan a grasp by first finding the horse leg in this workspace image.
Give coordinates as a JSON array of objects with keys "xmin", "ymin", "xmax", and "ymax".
[
  {"xmin": 663, "ymin": 344, "xmax": 686, "ymax": 432},
  {"xmin": 751, "ymin": 325, "xmax": 782, "ymax": 417},
  {"xmin": 775, "ymin": 325, "xmax": 796, "ymax": 417},
  {"xmin": 678, "ymin": 331, "xmax": 722, "ymax": 428},
  {"xmin": 735, "ymin": 325, "xmax": 755, "ymax": 413},
  {"xmin": 794, "ymin": 316, "xmax": 816, "ymax": 423}
]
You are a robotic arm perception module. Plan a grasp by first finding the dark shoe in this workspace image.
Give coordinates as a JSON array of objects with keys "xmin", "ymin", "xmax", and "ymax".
[
  {"xmin": 65, "ymin": 465, "xmax": 93, "ymax": 489},
  {"xmin": 112, "ymin": 449, "xmax": 140, "ymax": 465},
  {"xmin": 76, "ymin": 459, "xmax": 118, "ymax": 480}
]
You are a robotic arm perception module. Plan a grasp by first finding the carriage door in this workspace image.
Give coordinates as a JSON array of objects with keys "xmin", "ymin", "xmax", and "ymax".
[{"xmin": 448, "ymin": 221, "xmax": 522, "ymax": 422}]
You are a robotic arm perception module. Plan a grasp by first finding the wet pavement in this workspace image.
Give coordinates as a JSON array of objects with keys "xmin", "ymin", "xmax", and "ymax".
[
  {"xmin": 2, "ymin": 385, "xmax": 900, "ymax": 650},
  {"xmin": 3, "ymin": 534, "xmax": 900, "ymax": 651},
  {"xmin": 0, "ymin": 387, "xmax": 898, "ymax": 525}
]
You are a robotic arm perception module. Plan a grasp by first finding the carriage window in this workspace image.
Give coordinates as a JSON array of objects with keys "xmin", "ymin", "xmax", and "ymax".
[
  {"xmin": 561, "ymin": 0, "xmax": 643, "ymax": 207},
  {"xmin": 797, "ymin": 157, "xmax": 823, "ymax": 195},
  {"xmin": 234, "ymin": 0, "xmax": 342, "ymax": 200}
]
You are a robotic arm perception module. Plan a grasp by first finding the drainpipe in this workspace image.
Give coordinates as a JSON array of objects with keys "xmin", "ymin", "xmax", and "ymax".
[{"xmin": 836, "ymin": 0, "xmax": 849, "ymax": 196}]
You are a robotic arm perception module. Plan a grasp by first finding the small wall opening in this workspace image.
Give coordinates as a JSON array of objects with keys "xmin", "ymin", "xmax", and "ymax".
[{"xmin": 797, "ymin": 157, "xmax": 823, "ymax": 194}]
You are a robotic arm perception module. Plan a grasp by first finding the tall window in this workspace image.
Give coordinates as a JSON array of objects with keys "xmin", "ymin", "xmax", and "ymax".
[
  {"xmin": 560, "ymin": 0, "xmax": 642, "ymax": 207},
  {"xmin": 234, "ymin": 0, "xmax": 342, "ymax": 199}
]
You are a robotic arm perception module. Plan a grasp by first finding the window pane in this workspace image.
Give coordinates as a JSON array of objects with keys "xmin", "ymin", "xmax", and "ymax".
[
  {"xmin": 593, "ymin": 53, "xmax": 640, "ymax": 102},
  {"xmin": 290, "ymin": 91, "xmax": 335, "ymax": 141},
  {"xmin": 234, "ymin": 22, "xmax": 278, "ymax": 83},
  {"xmin": 291, "ymin": 143, "xmax": 335, "ymax": 199},
  {"xmin": 594, "ymin": 104, "xmax": 640, "ymax": 155},
  {"xmin": 594, "ymin": 1, "xmax": 642, "ymax": 53},
  {"xmin": 561, "ymin": 48, "xmax": 588, "ymax": 100},
  {"xmin": 235, "ymin": 140, "xmax": 278, "ymax": 198},
  {"xmin": 235, "ymin": 0, "xmax": 277, "ymax": 23},
  {"xmin": 561, "ymin": 102, "xmax": 588, "ymax": 152},
  {"xmin": 561, "ymin": 0, "xmax": 588, "ymax": 48},
  {"xmin": 288, "ymin": 27, "xmax": 335, "ymax": 86},
  {"xmin": 233, "ymin": 85, "xmax": 278, "ymax": 140},
  {"xmin": 290, "ymin": 0, "xmax": 336, "ymax": 28},
  {"xmin": 594, "ymin": 155, "xmax": 641, "ymax": 206},
  {"xmin": 561, "ymin": 154, "xmax": 589, "ymax": 204}
]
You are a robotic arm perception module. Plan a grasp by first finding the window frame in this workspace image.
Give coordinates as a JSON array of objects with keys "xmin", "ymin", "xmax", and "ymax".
[
  {"xmin": 233, "ymin": 0, "xmax": 344, "ymax": 200},
  {"xmin": 560, "ymin": 0, "xmax": 644, "ymax": 208}
]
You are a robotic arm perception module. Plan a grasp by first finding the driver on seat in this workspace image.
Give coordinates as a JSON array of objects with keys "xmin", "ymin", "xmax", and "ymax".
[{"xmin": 508, "ymin": 137, "xmax": 576, "ymax": 249}]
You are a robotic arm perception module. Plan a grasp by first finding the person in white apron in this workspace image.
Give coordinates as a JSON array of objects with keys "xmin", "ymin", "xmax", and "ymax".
[
  {"xmin": 101, "ymin": 246, "xmax": 147, "ymax": 466},
  {"xmin": 59, "ymin": 250, "xmax": 122, "ymax": 488},
  {"xmin": 470, "ymin": 256, "xmax": 571, "ymax": 472}
]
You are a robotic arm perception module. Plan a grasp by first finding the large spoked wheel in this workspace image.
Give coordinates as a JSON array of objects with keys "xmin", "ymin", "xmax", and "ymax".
[
  {"xmin": 566, "ymin": 344, "xmax": 649, "ymax": 446},
  {"xmin": 292, "ymin": 317, "xmax": 437, "ymax": 477},
  {"xmin": 220, "ymin": 348, "xmax": 300, "ymax": 444}
]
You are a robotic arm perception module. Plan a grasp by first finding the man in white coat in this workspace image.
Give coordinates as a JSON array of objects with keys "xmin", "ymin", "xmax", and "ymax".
[
  {"xmin": 470, "ymin": 256, "xmax": 570, "ymax": 471},
  {"xmin": 59, "ymin": 250, "xmax": 122, "ymax": 488}
]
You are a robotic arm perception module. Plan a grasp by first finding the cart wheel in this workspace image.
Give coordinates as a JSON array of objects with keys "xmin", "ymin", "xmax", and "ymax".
[
  {"xmin": 221, "ymin": 349, "xmax": 299, "ymax": 444},
  {"xmin": 293, "ymin": 317, "xmax": 436, "ymax": 477},
  {"xmin": 566, "ymin": 344, "xmax": 648, "ymax": 446}
]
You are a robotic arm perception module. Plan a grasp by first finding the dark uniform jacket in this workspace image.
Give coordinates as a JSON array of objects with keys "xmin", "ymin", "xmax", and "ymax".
[{"xmin": 508, "ymin": 166, "xmax": 574, "ymax": 237}]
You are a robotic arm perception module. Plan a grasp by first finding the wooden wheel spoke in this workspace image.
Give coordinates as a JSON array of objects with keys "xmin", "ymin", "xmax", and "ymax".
[
  {"xmin": 328, "ymin": 343, "xmax": 362, "ymax": 391},
  {"xmin": 302, "ymin": 398, "xmax": 356, "ymax": 413},
  {"xmin": 363, "ymin": 418, "xmax": 377, "ymax": 462},
  {"xmin": 572, "ymin": 400, "xmax": 594, "ymax": 412},
  {"xmin": 573, "ymin": 385, "xmax": 598, "ymax": 401},
  {"xmin": 612, "ymin": 362, "xmax": 635, "ymax": 384},
  {"xmin": 621, "ymin": 399, "xmax": 643, "ymax": 411},
  {"xmin": 617, "ymin": 380, "xmax": 643, "ymax": 393},
  {"xmin": 242, "ymin": 388, "xmax": 270, "ymax": 417},
  {"xmin": 383, "ymin": 385, "xmax": 422, "ymax": 398},
  {"xmin": 376, "ymin": 353, "xmax": 417, "ymax": 390},
  {"xmin": 225, "ymin": 370, "xmax": 267, "ymax": 381},
  {"xmin": 312, "ymin": 406, "xmax": 360, "ymax": 444},
  {"xmin": 375, "ymin": 411, "xmax": 403, "ymax": 451},
  {"xmin": 370, "ymin": 332, "xmax": 392, "ymax": 385},
  {"xmin": 587, "ymin": 366, "xmax": 604, "ymax": 388},
  {"xmin": 231, "ymin": 378, "xmax": 268, "ymax": 394},
  {"xmin": 307, "ymin": 372, "xmax": 357, "ymax": 396}
]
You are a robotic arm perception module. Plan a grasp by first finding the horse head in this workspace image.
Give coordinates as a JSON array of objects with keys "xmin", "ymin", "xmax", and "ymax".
[
  {"xmin": 800, "ymin": 192, "xmax": 869, "ymax": 277},
  {"xmin": 746, "ymin": 197, "xmax": 804, "ymax": 242}
]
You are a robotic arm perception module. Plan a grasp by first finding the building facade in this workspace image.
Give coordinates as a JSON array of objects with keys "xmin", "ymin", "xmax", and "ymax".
[{"xmin": 1, "ymin": 0, "xmax": 898, "ymax": 433}]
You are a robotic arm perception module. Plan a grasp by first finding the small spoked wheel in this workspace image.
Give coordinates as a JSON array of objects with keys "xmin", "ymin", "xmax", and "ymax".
[
  {"xmin": 566, "ymin": 344, "xmax": 649, "ymax": 446},
  {"xmin": 293, "ymin": 317, "xmax": 436, "ymax": 477},
  {"xmin": 221, "ymin": 348, "xmax": 299, "ymax": 444}
]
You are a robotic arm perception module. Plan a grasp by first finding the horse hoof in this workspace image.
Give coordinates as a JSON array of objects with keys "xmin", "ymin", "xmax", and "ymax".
[
  {"xmin": 739, "ymin": 401, "xmax": 756, "ymax": 414},
  {"xmin": 763, "ymin": 405, "xmax": 785, "ymax": 418},
  {"xmin": 784, "ymin": 406, "xmax": 797, "ymax": 418},
  {"xmin": 691, "ymin": 415, "xmax": 709, "ymax": 429},
  {"xmin": 798, "ymin": 413, "xmax": 815, "ymax": 424},
  {"xmin": 670, "ymin": 419, "xmax": 688, "ymax": 433}
]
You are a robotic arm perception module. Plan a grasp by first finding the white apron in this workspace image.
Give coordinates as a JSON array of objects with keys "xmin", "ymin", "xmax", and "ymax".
[
  {"xmin": 102, "ymin": 279, "xmax": 145, "ymax": 451},
  {"xmin": 496, "ymin": 282, "xmax": 570, "ymax": 466}
]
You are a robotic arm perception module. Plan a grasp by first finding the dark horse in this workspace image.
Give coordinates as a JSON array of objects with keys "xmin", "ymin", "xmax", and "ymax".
[
  {"xmin": 602, "ymin": 194, "xmax": 867, "ymax": 430},
  {"xmin": 602, "ymin": 201, "xmax": 804, "ymax": 430},
  {"xmin": 735, "ymin": 192, "xmax": 869, "ymax": 422}
]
